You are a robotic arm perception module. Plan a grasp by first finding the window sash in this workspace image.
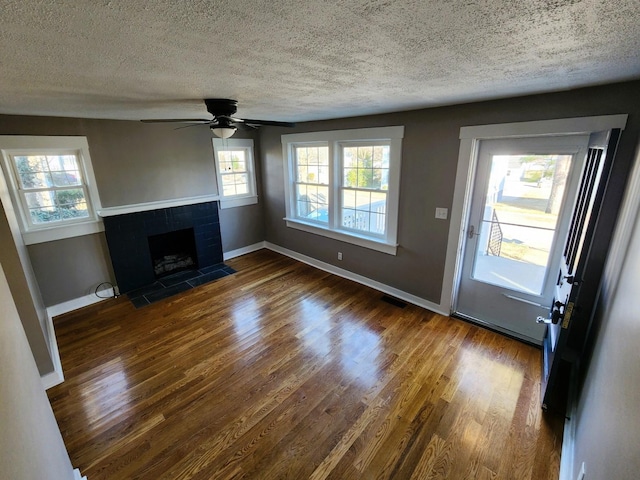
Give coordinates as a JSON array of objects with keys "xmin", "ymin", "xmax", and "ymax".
[
  {"xmin": 217, "ymin": 148, "xmax": 251, "ymax": 198},
  {"xmin": 293, "ymin": 143, "xmax": 329, "ymax": 223},
  {"xmin": 338, "ymin": 141, "xmax": 390, "ymax": 238},
  {"xmin": 212, "ymin": 139, "xmax": 257, "ymax": 208},
  {"xmin": 19, "ymin": 184, "xmax": 92, "ymax": 227},
  {"xmin": 8, "ymin": 150, "xmax": 96, "ymax": 230}
]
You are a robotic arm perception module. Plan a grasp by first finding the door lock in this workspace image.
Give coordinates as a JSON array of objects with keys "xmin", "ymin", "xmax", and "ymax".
[
  {"xmin": 467, "ymin": 224, "xmax": 480, "ymax": 239},
  {"xmin": 536, "ymin": 301, "xmax": 565, "ymax": 324}
]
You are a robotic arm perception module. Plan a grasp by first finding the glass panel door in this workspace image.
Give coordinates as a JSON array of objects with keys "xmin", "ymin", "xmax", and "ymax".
[
  {"xmin": 453, "ymin": 135, "xmax": 589, "ymax": 344},
  {"xmin": 471, "ymin": 154, "xmax": 573, "ymax": 295}
]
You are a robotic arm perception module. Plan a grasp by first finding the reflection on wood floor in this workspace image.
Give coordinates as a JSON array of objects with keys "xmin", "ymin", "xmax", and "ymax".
[{"xmin": 48, "ymin": 249, "xmax": 563, "ymax": 479}]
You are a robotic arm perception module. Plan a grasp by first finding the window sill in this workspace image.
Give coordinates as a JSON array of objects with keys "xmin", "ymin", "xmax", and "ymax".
[
  {"xmin": 284, "ymin": 218, "xmax": 398, "ymax": 255},
  {"xmin": 22, "ymin": 219, "xmax": 105, "ymax": 245},
  {"xmin": 220, "ymin": 195, "xmax": 258, "ymax": 209}
]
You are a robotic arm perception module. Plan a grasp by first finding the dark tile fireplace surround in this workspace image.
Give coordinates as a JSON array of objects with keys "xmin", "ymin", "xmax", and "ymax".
[{"xmin": 104, "ymin": 202, "xmax": 231, "ymax": 305}]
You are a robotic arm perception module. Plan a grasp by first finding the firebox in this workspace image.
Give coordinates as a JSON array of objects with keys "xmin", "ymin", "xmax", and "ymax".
[{"xmin": 148, "ymin": 228, "xmax": 198, "ymax": 278}]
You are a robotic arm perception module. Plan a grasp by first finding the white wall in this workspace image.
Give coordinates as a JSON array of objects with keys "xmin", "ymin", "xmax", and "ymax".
[
  {"xmin": 0, "ymin": 263, "xmax": 75, "ymax": 480},
  {"xmin": 571, "ymin": 144, "xmax": 640, "ymax": 479}
]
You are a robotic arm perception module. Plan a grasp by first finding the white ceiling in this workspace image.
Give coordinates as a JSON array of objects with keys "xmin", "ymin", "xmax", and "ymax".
[{"xmin": 1, "ymin": 0, "xmax": 639, "ymax": 123}]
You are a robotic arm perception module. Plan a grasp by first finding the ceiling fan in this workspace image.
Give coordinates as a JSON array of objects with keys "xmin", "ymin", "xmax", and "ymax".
[{"xmin": 141, "ymin": 99, "xmax": 296, "ymax": 138}]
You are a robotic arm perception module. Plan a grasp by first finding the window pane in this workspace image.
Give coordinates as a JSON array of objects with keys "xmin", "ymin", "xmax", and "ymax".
[
  {"xmin": 15, "ymin": 155, "xmax": 51, "ymax": 188},
  {"xmin": 342, "ymin": 189, "xmax": 356, "ymax": 209},
  {"xmin": 230, "ymin": 151, "xmax": 246, "ymax": 171},
  {"xmin": 51, "ymin": 169, "xmax": 81, "ymax": 187},
  {"xmin": 296, "ymin": 146, "xmax": 328, "ymax": 185},
  {"xmin": 221, "ymin": 173, "xmax": 234, "ymax": 185},
  {"xmin": 30, "ymin": 207, "xmax": 60, "ymax": 224},
  {"xmin": 341, "ymin": 145, "xmax": 389, "ymax": 190},
  {"xmin": 342, "ymin": 208, "xmax": 356, "ymax": 228},
  {"xmin": 369, "ymin": 212, "xmax": 386, "ymax": 235},
  {"xmin": 342, "ymin": 189, "xmax": 387, "ymax": 235},
  {"xmin": 344, "ymin": 168, "xmax": 357, "ymax": 187},
  {"xmin": 296, "ymin": 147, "xmax": 308, "ymax": 165},
  {"xmin": 24, "ymin": 188, "xmax": 89, "ymax": 225},
  {"xmin": 318, "ymin": 166, "xmax": 329, "ymax": 184},
  {"xmin": 296, "ymin": 184, "xmax": 307, "ymax": 200},
  {"xmin": 19, "ymin": 172, "xmax": 52, "ymax": 188},
  {"xmin": 56, "ymin": 189, "xmax": 89, "ymax": 220},
  {"xmin": 295, "ymin": 182, "xmax": 328, "ymax": 223},
  {"xmin": 219, "ymin": 160, "xmax": 233, "ymax": 172},
  {"xmin": 370, "ymin": 191, "xmax": 387, "ymax": 213},
  {"xmin": 343, "ymin": 210, "xmax": 369, "ymax": 231},
  {"xmin": 356, "ymin": 147, "xmax": 373, "ymax": 169},
  {"xmin": 344, "ymin": 147, "xmax": 357, "ymax": 168},
  {"xmin": 234, "ymin": 173, "xmax": 248, "ymax": 185},
  {"xmin": 471, "ymin": 153, "xmax": 573, "ymax": 295},
  {"xmin": 24, "ymin": 191, "xmax": 54, "ymax": 209},
  {"xmin": 355, "ymin": 190, "xmax": 371, "ymax": 208},
  {"xmin": 14, "ymin": 154, "xmax": 82, "ymax": 189}
]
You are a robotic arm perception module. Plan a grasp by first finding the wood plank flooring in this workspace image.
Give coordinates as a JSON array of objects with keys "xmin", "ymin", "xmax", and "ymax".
[{"xmin": 48, "ymin": 249, "xmax": 563, "ymax": 479}]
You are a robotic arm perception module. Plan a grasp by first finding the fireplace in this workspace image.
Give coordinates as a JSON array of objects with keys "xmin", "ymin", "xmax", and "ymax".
[
  {"xmin": 103, "ymin": 202, "xmax": 223, "ymax": 293},
  {"xmin": 148, "ymin": 228, "xmax": 198, "ymax": 278}
]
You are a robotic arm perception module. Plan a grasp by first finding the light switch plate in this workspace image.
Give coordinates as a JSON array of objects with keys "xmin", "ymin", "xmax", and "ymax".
[{"xmin": 435, "ymin": 207, "xmax": 448, "ymax": 220}]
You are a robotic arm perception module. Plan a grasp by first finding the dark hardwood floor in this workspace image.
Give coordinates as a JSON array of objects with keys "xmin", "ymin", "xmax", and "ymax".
[{"xmin": 48, "ymin": 249, "xmax": 563, "ymax": 479}]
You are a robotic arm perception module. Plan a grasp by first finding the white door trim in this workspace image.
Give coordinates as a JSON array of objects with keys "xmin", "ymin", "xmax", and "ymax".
[{"xmin": 440, "ymin": 115, "xmax": 628, "ymax": 316}]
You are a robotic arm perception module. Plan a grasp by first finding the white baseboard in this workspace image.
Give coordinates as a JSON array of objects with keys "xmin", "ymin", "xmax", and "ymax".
[
  {"xmin": 223, "ymin": 241, "xmax": 267, "ymax": 261},
  {"xmin": 73, "ymin": 467, "xmax": 87, "ymax": 480},
  {"xmin": 41, "ymin": 288, "xmax": 114, "ymax": 390},
  {"xmin": 41, "ymin": 309, "xmax": 65, "ymax": 390},
  {"xmin": 264, "ymin": 242, "xmax": 449, "ymax": 317},
  {"xmin": 46, "ymin": 288, "xmax": 115, "ymax": 318}
]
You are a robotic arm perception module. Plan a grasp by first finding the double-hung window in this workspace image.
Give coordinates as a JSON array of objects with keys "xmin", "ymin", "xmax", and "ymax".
[
  {"xmin": 283, "ymin": 126, "xmax": 403, "ymax": 255},
  {"xmin": 0, "ymin": 136, "xmax": 103, "ymax": 244},
  {"xmin": 212, "ymin": 138, "xmax": 258, "ymax": 208}
]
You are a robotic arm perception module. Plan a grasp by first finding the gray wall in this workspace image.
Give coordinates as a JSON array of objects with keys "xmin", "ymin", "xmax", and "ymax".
[
  {"xmin": 260, "ymin": 81, "xmax": 640, "ymax": 304},
  {"xmin": 571, "ymin": 156, "xmax": 640, "ymax": 479},
  {"xmin": 0, "ymin": 114, "xmax": 264, "ymax": 306},
  {"xmin": 0, "ymin": 263, "xmax": 75, "ymax": 479}
]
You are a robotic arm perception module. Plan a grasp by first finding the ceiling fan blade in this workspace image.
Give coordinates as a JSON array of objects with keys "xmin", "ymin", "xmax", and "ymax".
[
  {"xmin": 141, "ymin": 118, "xmax": 212, "ymax": 124},
  {"xmin": 173, "ymin": 122, "xmax": 213, "ymax": 130},
  {"xmin": 230, "ymin": 117, "xmax": 296, "ymax": 128}
]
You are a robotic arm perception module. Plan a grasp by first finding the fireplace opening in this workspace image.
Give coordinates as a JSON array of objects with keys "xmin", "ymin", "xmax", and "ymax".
[{"xmin": 147, "ymin": 228, "xmax": 198, "ymax": 278}]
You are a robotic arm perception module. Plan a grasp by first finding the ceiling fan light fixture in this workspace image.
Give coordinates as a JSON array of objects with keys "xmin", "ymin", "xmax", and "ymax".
[{"xmin": 211, "ymin": 125, "xmax": 237, "ymax": 139}]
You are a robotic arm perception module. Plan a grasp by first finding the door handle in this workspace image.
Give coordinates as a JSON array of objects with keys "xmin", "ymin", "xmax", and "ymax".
[
  {"xmin": 467, "ymin": 224, "xmax": 480, "ymax": 239},
  {"xmin": 536, "ymin": 301, "xmax": 565, "ymax": 324}
]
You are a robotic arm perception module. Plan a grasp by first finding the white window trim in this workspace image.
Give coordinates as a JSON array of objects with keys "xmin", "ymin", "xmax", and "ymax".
[
  {"xmin": 212, "ymin": 138, "xmax": 258, "ymax": 209},
  {"xmin": 0, "ymin": 136, "xmax": 103, "ymax": 245},
  {"xmin": 282, "ymin": 126, "xmax": 404, "ymax": 255}
]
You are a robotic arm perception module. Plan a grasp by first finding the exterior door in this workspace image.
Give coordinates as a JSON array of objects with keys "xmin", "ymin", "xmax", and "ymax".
[
  {"xmin": 540, "ymin": 129, "xmax": 621, "ymax": 412},
  {"xmin": 453, "ymin": 135, "xmax": 589, "ymax": 344}
]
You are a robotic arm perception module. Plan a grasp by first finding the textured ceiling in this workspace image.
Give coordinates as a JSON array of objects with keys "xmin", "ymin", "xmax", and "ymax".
[{"xmin": 1, "ymin": 0, "xmax": 639, "ymax": 122}]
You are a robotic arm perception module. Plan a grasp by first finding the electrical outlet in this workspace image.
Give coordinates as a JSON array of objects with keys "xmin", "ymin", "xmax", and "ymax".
[
  {"xmin": 337, "ymin": 252, "xmax": 343, "ymax": 261},
  {"xmin": 435, "ymin": 207, "xmax": 448, "ymax": 220}
]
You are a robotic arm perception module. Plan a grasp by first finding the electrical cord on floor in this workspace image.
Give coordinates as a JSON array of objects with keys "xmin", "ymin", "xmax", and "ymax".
[{"xmin": 95, "ymin": 282, "xmax": 120, "ymax": 299}]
